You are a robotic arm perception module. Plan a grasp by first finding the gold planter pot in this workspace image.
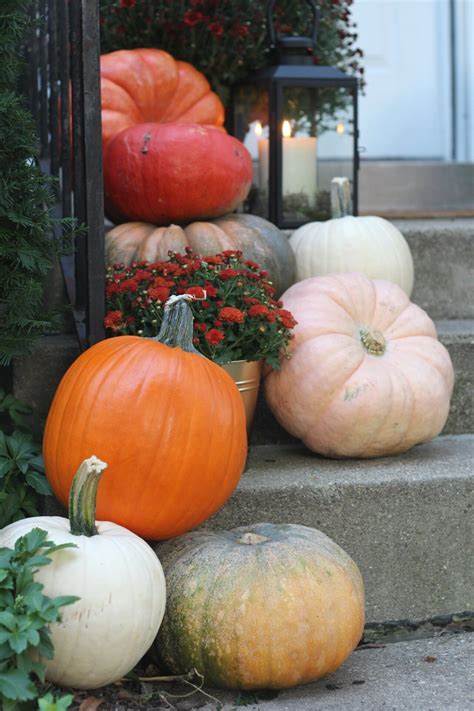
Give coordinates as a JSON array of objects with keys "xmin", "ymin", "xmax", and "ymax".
[{"xmin": 221, "ymin": 360, "xmax": 263, "ymax": 433}]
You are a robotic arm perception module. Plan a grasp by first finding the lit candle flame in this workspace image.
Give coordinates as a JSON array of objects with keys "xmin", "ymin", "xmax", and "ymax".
[
  {"xmin": 336, "ymin": 122, "xmax": 345, "ymax": 135},
  {"xmin": 254, "ymin": 121, "xmax": 263, "ymax": 136},
  {"xmin": 282, "ymin": 120, "xmax": 292, "ymax": 138}
]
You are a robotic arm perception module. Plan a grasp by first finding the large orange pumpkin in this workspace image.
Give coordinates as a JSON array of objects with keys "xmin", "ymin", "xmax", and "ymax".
[
  {"xmin": 100, "ymin": 48, "xmax": 225, "ymax": 147},
  {"xmin": 264, "ymin": 272, "xmax": 454, "ymax": 458},
  {"xmin": 105, "ymin": 213, "xmax": 296, "ymax": 297},
  {"xmin": 43, "ymin": 295, "xmax": 247, "ymax": 540}
]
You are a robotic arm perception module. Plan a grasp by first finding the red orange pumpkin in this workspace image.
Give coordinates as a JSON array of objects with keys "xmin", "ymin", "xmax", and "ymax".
[
  {"xmin": 43, "ymin": 295, "xmax": 247, "ymax": 540},
  {"xmin": 103, "ymin": 123, "xmax": 252, "ymax": 225}
]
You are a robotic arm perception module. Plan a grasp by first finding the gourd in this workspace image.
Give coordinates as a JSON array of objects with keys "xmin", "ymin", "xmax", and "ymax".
[
  {"xmin": 103, "ymin": 123, "xmax": 252, "ymax": 225},
  {"xmin": 100, "ymin": 48, "xmax": 225, "ymax": 147},
  {"xmin": 264, "ymin": 272, "xmax": 454, "ymax": 458},
  {"xmin": 105, "ymin": 213, "xmax": 296, "ymax": 297},
  {"xmin": 154, "ymin": 523, "xmax": 365, "ymax": 690},
  {"xmin": 43, "ymin": 295, "xmax": 247, "ymax": 540},
  {"xmin": 0, "ymin": 456, "xmax": 166, "ymax": 689},
  {"xmin": 289, "ymin": 178, "xmax": 414, "ymax": 295}
]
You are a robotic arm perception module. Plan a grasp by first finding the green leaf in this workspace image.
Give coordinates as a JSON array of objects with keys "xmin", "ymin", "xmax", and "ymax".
[
  {"xmin": 0, "ymin": 667, "xmax": 37, "ymax": 701},
  {"xmin": 38, "ymin": 691, "xmax": 74, "ymax": 711},
  {"xmin": 0, "ymin": 610, "xmax": 16, "ymax": 631},
  {"xmin": 24, "ymin": 469, "xmax": 52, "ymax": 495},
  {"xmin": 0, "ymin": 458, "xmax": 13, "ymax": 478},
  {"xmin": 0, "ymin": 548, "xmax": 13, "ymax": 568}
]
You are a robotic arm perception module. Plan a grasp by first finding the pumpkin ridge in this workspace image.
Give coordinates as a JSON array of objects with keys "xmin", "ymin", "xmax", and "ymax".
[{"xmin": 46, "ymin": 339, "xmax": 137, "ymax": 499}]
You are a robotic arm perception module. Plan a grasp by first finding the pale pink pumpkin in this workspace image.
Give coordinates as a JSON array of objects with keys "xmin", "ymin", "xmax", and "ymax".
[{"xmin": 264, "ymin": 273, "xmax": 454, "ymax": 458}]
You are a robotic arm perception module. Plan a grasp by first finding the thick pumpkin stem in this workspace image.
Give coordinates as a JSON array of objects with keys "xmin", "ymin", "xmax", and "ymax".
[
  {"xmin": 152, "ymin": 294, "xmax": 204, "ymax": 356},
  {"xmin": 330, "ymin": 177, "xmax": 352, "ymax": 218},
  {"xmin": 360, "ymin": 328, "xmax": 386, "ymax": 356},
  {"xmin": 69, "ymin": 456, "xmax": 108, "ymax": 537}
]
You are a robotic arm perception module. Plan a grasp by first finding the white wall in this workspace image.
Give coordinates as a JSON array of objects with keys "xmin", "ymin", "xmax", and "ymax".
[{"xmin": 352, "ymin": 0, "xmax": 454, "ymax": 160}]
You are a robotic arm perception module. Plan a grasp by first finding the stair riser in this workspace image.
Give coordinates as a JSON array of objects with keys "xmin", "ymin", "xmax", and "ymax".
[{"xmin": 400, "ymin": 222, "xmax": 474, "ymax": 320}]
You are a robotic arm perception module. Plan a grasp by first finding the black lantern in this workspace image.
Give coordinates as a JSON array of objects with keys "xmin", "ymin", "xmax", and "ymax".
[{"xmin": 231, "ymin": 0, "xmax": 359, "ymax": 229}]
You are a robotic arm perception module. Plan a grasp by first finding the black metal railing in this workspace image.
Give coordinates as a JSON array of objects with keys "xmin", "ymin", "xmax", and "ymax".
[{"xmin": 23, "ymin": 0, "xmax": 105, "ymax": 350}]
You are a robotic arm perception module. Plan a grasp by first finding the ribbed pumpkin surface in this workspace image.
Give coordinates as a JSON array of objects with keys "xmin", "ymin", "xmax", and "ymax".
[
  {"xmin": 105, "ymin": 213, "xmax": 296, "ymax": 297},
  {"xmin": 264, "ymin": 272, "xmax": 454, "ymax": 458},
  {"xmin": 43, "ymin": 336, "xmax": 247, "ymax": 540},
  {"xmin": 100, "ymin": 48, "xmax": 225, "ymax": 147},
  {"xmin": 154, "ymin": 523, "xmax": 365, "ymax": 689}
]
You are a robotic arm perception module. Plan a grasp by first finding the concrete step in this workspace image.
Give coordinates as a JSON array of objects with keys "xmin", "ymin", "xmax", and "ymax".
[
  {"xmin": 208, "ymin": 632, "xmax": 473, "ymax": 711},
  {"xmin": 394, "ymin": 218, "xmax": 474, "ymax": 320},
  {"xmin": 251, "ymin": 318, "xmax": 474, "ymax": 445},
  {"xmin": 359, "ymin": 161, "xmax": 474, "ymax": 218},
  {"xmin": 206, "ymin": 435, "xmax": 474, "ymax": 624}
]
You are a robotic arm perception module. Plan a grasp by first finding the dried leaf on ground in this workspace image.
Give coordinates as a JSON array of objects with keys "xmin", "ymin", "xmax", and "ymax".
[{"xmin": 79, "ymin": 696, "xmax": 105, "ymax": 711}]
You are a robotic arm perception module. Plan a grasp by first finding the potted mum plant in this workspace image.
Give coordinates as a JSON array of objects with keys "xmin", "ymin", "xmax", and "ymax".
[{"xmin": 104, "ymin": 248, "xmax": 297, "ymax": 429}]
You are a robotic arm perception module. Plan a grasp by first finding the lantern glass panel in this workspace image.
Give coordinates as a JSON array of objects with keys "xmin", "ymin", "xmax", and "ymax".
[
  {"xmin": 232, "ymin": 83, "xmax": 270, "ymax": 218},
  {"xmin": 281, "ymin": 85, "xmax": 355, "ymax": 224}
]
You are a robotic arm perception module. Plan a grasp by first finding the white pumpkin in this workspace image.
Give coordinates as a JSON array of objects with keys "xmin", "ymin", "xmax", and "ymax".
[
  {"xmin": 289, "ymin": 178, "xmax": 414, "ymax": 295},
  {"xmin": 0, "ymin": 456, "xmax": 166, "ymax": 689}
]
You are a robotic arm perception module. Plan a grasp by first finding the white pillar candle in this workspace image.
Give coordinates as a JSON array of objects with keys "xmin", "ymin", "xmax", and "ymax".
[
  {"xmin": 257, "ymin": 123, "xmax": 317, "ymax": 205},
  {"xmin": 282, "ymin": 120, "xmax": 317, "ymax": 204}
]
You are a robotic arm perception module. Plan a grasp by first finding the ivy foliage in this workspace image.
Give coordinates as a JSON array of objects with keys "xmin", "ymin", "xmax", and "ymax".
[
  {"xmin": 0, "ymin": 1, "xmax": 76, "ymax": 365},
  {"xmin": 0, "ymin": 528, "xmax": 79, "ymax": 710}
]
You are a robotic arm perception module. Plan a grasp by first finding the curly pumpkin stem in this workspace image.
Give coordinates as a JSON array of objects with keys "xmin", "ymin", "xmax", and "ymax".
[
  {"xmin": 152, "ymin": 293, "xmax": 204, "ymax": 356},
  {"xmin": 360, "ymin": 328, "xmax": 386, "ymax": 356},
  {"xmin": 69, "ymin": 456, "xmax": 108, "ymax": 537}
]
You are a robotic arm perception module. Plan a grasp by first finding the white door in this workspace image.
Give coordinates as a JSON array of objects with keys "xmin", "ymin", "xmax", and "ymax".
[{"xmin": 352, "ymin": 0, "xmax": 452, "ymax": 160}]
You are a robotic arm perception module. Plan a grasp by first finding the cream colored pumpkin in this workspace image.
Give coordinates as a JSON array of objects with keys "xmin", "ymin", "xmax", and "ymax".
[
  {"xmin": 290, "ymin": 215, "xmax": 414, "ymax": 295},
  {"xmin": 0, "ymin": 457, "xmax": 166, "ymax": 689},
  {"xmin": 264, "ymin": 272, "xmax": 454, "ymax": 458}
]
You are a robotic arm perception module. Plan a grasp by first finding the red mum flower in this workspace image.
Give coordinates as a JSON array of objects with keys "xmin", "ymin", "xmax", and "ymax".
[
  {"xmin": 183, "ymin": 10, "xmax": 204, "ymax": 26},
  {"xmin": 104, "ymin": 310, "xmax": 124, "ymax": 331},
  {"xmin": 205, "ymin": 328, "xmax": 225, "ymax": 346},
  {"xmin": 219, "ymin": 307, "xmax": 245, "ymax": 324},
  {"xmin": 134, "ymin": 269, "xmax": 153, "ymax": 281},
  {"xmin": 185, "ymin": 286, "xmax": 206, "ymax": 299},
  {"xmin": 248, "ymin": 304, "xmax": 269, "ymax": 317},
  {"xmin": 208, "ymin": 21, "xmax": 224, "ymax": 37},
  {"xmin": 204, "ymin": 284, "xmax": 218, "ymax": 297},
  {"xmin": 119, "ymin": 0, "xmax": 136, "ymax": 7},
  {"xmin": 277, "ymin": 308, "xmax": 297, "ymax": 329},
  {"xmin": 106, "ymin": 282, "xmax": 120, "ymax": 297},
  {"xmin": 120, "ymin": 278, "xmax": 139, "ymax": 293},
  {"xmin": 218, "ymin": 269, "xmax": 240, "ymax": 280},
  {"xmin": 148, "ymin": 287, "xmax": 170, "ymax": 302}
]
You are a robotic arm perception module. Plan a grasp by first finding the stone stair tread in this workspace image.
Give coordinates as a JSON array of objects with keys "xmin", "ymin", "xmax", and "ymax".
[
  {"xmin": 211, "ymin": 633, "xmax": 473, "ymax": 711},
  {"xmin": 237, "ymin": 434, "xmax": 474, "ymax": 489},
  {"xmin": 208, "ymin": 435, "xmax": 474, "ymax": 623},
  {"xmin": 393, "ymin": 217, "xmax": 474, "ymax": 233},
  {"xmin": 436, "ymin": 319, "xmax": 474, "ymax": 340}
]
